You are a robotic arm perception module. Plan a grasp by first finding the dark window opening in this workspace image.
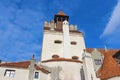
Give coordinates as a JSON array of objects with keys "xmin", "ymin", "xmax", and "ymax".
[
  {"xmin": 113, "ymin": 50, "xmax": 120, "ymax": 60},
  {"xmin": 4, "ymin": 69, "xmax": 15, "ymax": 77},
  {"xmin": 71, "ymin": 41, "xmax": 77, "ymax": 45},
  {"xmin": 72, "ymin": 56, "xmax": 79, "ymax": 60},
  {"xmin": 54, "ymin": 40, "xmax": 62, "ymax": 44},
  {"xmin": 52, "ymin": 55, "xmax": 59, "ymax": 58},
  {"xmin": 94, "ymin": 59, "xmax": 102, "ymax": 65},
  {"xmin": 34, "ymin": 72, "xmax": 39, "ymax": 79}
]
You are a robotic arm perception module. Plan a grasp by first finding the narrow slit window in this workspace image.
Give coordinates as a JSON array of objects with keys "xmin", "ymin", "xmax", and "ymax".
[{"xmin": 34, "ymin": 72, "xmax": 39, "ymax": 79}]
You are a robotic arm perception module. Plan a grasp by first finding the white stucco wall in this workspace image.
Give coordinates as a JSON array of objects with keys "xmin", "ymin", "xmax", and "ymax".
[
  {"xmin": 39, "ymin": 71, "xmax": 49, "ymax": 80},
  {"xmin": 0, "ymin": 67, "xmax": 29, "ymax": 80},
  {"xmin": 82, "ymin": 52, "xmax": 100, "ymax": 80},
  {"xmin": 41, "ymin": 31, "xmax": 85, "ymax": 61},
  {"xmin": 0, "ymin": 67, "xmax": 47, "ymax": 80},
  {"xmin": 70, "ymin": 33, "xmax": 85, "ymax": 60},
  {"xmin": 41, "ymin": 30, "xmax": 85, "ymax": 61},
  {"xmin": 107, "ymin": 76, "xmax": 120, "ymax": 80},
  {"xmin": 91, "ymin": 49, "xmax": 104, "ymax": 71},
  {"xmin": 41, "ymin": 30, "xmax": 64, "ymax": 60},
  {"xmin": 41, "ymin": 61, "xmax": 82, "ymax": 80}
]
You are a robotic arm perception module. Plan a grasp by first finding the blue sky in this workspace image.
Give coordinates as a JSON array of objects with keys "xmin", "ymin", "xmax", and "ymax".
[{"xmin": 0, "ymin": 0, "xmax": 120, "ymax": 62}]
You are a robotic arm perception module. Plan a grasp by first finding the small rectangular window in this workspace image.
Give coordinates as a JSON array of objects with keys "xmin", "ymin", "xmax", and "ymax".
[
  {"xmin": 94, "ymin": 59, "xmax": 101, "ymax": 65},
  {"xmin": 4, "ymin": 69, "xmax": 15, "ymax": 77},
  {"xmin": 34, "ymin": 72, "xmax": 39, "ymax": 79}
]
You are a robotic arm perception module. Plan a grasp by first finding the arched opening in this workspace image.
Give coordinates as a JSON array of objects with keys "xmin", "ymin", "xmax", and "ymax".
[{"xmin": 52, "ymin": 55, "xmax": 60, "ymax": 58}]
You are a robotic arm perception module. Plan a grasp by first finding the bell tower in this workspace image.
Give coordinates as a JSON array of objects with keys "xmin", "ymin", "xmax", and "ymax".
[{"xmin": 54, "ymin": 10, "xmax": 69, "ymax": 30}]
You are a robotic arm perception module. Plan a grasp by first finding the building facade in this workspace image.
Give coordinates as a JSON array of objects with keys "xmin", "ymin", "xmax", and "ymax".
[
  {"xmin": 0, "ymin": 56, "xmax": 49, "ymax": 80},
  {"xmin": 40, "ymin": 11, "xmax": 99, "ymax": 80}
]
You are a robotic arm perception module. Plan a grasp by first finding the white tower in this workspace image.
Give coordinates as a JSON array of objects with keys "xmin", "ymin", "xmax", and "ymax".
[
  {"xmin": 63, "ymin": 20, "xmax": 70, "ymax": 58},
  {"xmin": 41, "ymin": 10, "xmax": 86, "ymax": 61},
  {"xmin": 39, "ymin": 10, "xmax": 100, "ymax": 80}
]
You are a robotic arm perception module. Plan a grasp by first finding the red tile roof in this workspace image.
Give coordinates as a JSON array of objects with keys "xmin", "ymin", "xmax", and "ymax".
[
  {"xmin": 97, "ymin": 52, "xmax": 120, "ymax": 79},
  {"xmin": 0, "ymin": 61, "xmax": 50, "ymax": 74},
  {"xmin": 0, "ymin": 61, "xmax": 30, "ymax": 68},
  {"xmin": 42, "ymin": 58, "xmax": 82, "ymax": 63},
  {"xmin": 36, "ymin": 65, "xmax": 50, "ymax": 74},
  {"xmin": 86, "ymin": 48, "xmax": 119, "ymax": 55},
  {"xmin": 86, "ymin": 48, "xmax": 120, "ymax": 79},
  {"xmin": 56, "ymin": 10, "xmax": 67, "ymax": 16}
]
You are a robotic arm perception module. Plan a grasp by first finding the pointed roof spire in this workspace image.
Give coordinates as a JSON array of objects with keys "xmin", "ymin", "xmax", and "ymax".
[
  {"xmin": 57, "ymin": 10, "xmax": 67, "ymax": 16},
  {"xmin": 31, "ymin": 54, "xmax": 35, "ymax": 60},
  {"xmin": 104, "ymin": 45, "xmax": 108, "ymax": 52}
]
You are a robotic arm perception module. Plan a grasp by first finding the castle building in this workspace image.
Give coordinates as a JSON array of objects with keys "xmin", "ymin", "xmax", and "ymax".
[
  {"xmin": 0, "ymin": 11, "xmax": 120, "ymax": 80},
  {"xmin": 0, "ymin": 56, "xmax": 49, "ymax": 80},
  {"xmin": 40, "ymin": 10, "xmax": 99, "ymax": 80}
]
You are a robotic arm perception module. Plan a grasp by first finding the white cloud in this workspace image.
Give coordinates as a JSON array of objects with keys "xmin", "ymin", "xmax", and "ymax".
[
  {"xmin": 0, "ymin": 0, "xmax": 45, "ymax": 61},
  {"xmin": 100, "ymin": 0, "xmax": 120, "ymax": 47},
  {"xmin": 101, "ymin": 0, "xmax": 120, "ymax": 37}
]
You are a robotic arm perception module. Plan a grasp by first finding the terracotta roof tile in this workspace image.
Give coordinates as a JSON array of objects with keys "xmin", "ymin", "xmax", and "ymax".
[
  {"xmin": 86, "ymin": 48, "xmax": 119, "ymax": 55},
  {"xmin": 0, "ymin": 61, "xmax": 30, "ymax": 68},
  {"xmin": 42, "ymin": 58, "xmax": 82, "ymax": 63},
  {"xmin": 97, "ymin": 52, "xmax": 120, "ymax": 79},
  {"xmin": 36, "ymin": 65, "xmax": 50, "ymax": 74},
  {"xmin": 56, "ymin": 10, "xmax": 67, "ymax": 16},
  {"xmin": 0, "ymin": 61, "xmax": 50, "ymax": 74},
  {"xmin": 86, "ymin": 48, "xmax": 120, "ymax": 79}
]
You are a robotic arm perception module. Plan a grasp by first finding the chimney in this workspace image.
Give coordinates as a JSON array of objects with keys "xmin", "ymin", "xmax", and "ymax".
[{"xmin": 29, "ymin": 55, "xmax": 36, "ymax": 80}]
